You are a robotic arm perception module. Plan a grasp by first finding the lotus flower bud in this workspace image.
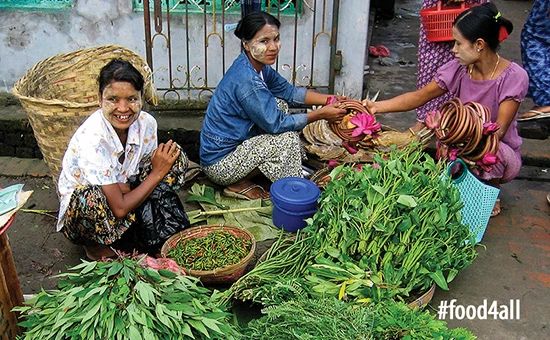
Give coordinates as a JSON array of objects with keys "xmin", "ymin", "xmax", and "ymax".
[
  {"xmin": 342, "ymin": 141, "xmax": 358, "ymax": 154},
  {"xmin": 325, "ymin": 95, "xmax": 338, "ymax": 105},
  {"xmin": 483, "ymin": 122, "xmax": 500, "ymax": 135},
  {"xmin": 425, "ymin": 110, "xmax": 441, "ymax": 130},
  {"xmin": 480, "ymin": 153, "xmax": 500, "ymax": 165}
]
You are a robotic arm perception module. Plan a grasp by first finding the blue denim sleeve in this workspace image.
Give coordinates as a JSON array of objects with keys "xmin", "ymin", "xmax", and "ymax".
[
  {"xmin": 292, "ymin": 112, "xmax": 308, "ymax": 130},
  {"xmin": 239, "ymin": 77, "xmax": 308, "ymax": 134}
]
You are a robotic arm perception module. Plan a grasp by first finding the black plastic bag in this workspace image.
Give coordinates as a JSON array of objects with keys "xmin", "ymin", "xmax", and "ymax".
[{"xmin": 120, "ymin": 181, "xmax": 190, "ymax": 253}]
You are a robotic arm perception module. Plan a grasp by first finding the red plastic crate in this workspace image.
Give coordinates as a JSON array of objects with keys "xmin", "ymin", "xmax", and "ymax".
[{"xmin": 420, "ymin": 1, "xmax": 476, "ymax": 42}]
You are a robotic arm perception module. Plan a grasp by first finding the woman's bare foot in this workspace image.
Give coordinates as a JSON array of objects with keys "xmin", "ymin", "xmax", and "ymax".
[
  {"xmin": 83, "ymin": 243, "xmax": 117, "ymax": 261},
  {"xmin": 225, "ymin": 179, "xmax": 270, "ymax": 200},
  {"xmin": 487, "ymin": 179, "xmax": 501, "ymax": 218},
  {"xmin": 518, "ymin": 106, "xmax": 550, "ymax": 120},
  {"xmin": 491, "ymin": 199, "xmax": 501, "ymax": 217}
]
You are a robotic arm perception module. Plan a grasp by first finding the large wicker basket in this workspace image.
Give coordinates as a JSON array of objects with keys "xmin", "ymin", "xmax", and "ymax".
[{"xmin": 12, "ymin": 45, "xmax": 157, "ymax": 185}]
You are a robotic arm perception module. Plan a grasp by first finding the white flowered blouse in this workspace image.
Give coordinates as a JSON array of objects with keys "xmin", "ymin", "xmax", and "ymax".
[{"xmin": 56, "ymin": 109, "xmax": 158, "ymax": 231}]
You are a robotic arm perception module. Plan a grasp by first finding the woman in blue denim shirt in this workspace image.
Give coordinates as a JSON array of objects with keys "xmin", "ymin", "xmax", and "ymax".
[{"xmin": 200, "ymin": 11, "xmax": 347, "ymax": 200}]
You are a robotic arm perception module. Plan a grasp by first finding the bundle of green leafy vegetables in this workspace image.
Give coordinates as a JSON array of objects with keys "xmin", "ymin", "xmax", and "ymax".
[
  {"xmin": 240, "ymin": 296, "xmax": 476, "ymax": 340},
  {"xmin": 224, "ymin": 144, "xmax": 477, "ymax": 305},
  {"xmin": 13, "ymin": 255, "xmax": 240, "ymax": 340}
]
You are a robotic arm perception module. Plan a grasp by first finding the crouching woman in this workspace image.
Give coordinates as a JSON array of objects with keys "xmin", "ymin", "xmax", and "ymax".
[{"xmin": 56, "ymin": 59, "xmax": 190, "ymax": 260}]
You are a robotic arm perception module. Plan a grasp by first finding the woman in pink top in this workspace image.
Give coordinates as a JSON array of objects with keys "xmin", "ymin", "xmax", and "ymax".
[
  {"xmin": 414, "ymin": 0, "xmax": 488, "ymax": 133},
  {"xmin": 365, "ymin": 3, "xmax": 528, "ymax": 217}
]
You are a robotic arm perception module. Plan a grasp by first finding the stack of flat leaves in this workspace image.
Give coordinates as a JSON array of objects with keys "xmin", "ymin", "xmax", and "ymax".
[{"xmin": 13, "ymin": 255, "xmax": 239, "ymax": 340}]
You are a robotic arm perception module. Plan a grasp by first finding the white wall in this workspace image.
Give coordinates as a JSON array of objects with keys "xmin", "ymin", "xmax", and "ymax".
[
  {"xmin": 336, "ymin": 0, "xmax": 371, "ymax": 99},
  {"xmin": 0, "ymin": 1, "xmax": 145, "ymax": 93}
]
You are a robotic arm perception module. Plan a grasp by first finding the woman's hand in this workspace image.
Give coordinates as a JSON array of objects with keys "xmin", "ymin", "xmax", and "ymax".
[
  {"xmin": 361, "ymin": 81, "xmax": 446, "ymax": 115},
  {"xmin": 304, "ymin": 91, "xmax": 346, "ymax": 106},
  {"xmin": 150, "ymin": 140, "xmax": 180, "ymax": 180},
  {"xmin": 329, "ymin": 95, "xmax": 347, "ymax": 103},
  {"xmin": 362, "ymin": 99, "xmax": 379, "ymax": 114},
  {"xmin": 308, "ymin": 102, "xmax": 347, "ymax": 124},
  {"xmin": 103, "ymin": 140, "xmax": 181, "ymax": 220}
]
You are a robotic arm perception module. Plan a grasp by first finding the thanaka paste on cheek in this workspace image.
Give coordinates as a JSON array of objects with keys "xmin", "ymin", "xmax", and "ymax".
[
  {"xmin": 128, "ymin": 98, "xmax": 142, "ymax": 114},
  {"xmin": 101, "ymin": 99, "xmax": 116, "ymax": 117},
  {"xmin": 250, "ymin": 43, "xmax": 267, "ymax": 62},
  {"xmin": 451, "ymin": 27, "xmax": 477, "ymax": 66}
]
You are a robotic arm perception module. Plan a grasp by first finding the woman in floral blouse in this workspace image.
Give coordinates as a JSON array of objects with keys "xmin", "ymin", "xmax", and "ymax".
[{"xmin": 57, "ymin": 59, "xmax": 189, "ymax": 260}]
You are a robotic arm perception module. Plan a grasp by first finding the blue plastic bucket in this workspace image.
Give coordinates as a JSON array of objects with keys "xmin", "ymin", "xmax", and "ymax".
[{"xmin": 270, "ymin": 177, "xmax": 321, "ymax": 232}]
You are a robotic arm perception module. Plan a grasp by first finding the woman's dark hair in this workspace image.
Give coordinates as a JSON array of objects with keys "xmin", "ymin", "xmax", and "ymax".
[
  {"xmin": 453, "ymin": 2, "xmax": 513, "ymax": 51},
  {"xmin": 234, "ymin": 11, "xmax": 281, "ymax": 41},
  {"xmin": 98, "ymin": 59, "xmax": 144, "ymax": 95}
]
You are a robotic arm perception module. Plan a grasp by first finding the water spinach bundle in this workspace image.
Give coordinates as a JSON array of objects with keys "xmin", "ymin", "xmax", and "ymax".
[{"xmin": 307, "ymin": 144, "xmax": 477, "ymax": 301}]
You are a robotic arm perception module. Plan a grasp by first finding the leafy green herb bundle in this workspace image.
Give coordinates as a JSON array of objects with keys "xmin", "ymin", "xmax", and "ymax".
[
  {"xmin": 225, "ymin": 145, "xmax": 477, "ymax": 306},
  {"xmin": 222, "ymin": 231, "xmax": 317, "ymax": 305},
  {"xmin": 241, "ymin": 296, "xmax": 476, "ymax": 340},
  {"xmin": 14, "ymin": 256, "xmax": 239, "ymax": 340},
  {"xmin": 167, "ymin": 230, "xmax": 252, "ymax": 271}
]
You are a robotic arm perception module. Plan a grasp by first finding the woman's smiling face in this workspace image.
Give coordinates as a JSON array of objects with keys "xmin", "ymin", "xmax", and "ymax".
[
  {"xmin": 245, "ymin": 24, "xmax": 281, "ymax": 66},
  {"xmin": 100, "ymin": 81, "xmax": 143, "ymax": 133}
]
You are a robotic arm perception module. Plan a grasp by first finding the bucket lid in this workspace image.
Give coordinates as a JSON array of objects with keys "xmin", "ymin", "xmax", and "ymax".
[{"xmin": 270, "ymin": 177, "xmax": 320, "ymax": 209}]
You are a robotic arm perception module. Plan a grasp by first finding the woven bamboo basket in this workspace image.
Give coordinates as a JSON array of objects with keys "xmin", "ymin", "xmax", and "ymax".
[
  {"xmin": 12, "ymin": 45, "xmax": 157, "ymax": 185},
  {"xmin": 161, "ymin": 224, "xmax": 256, "ymax": 285},
  {"xmin": 407, "ymin": 283, "xmax": 436, "ymax": 309}
]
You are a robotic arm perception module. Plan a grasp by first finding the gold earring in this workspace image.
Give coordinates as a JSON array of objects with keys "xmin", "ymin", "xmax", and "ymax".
[{"xmin": 477, "ymin": 49, "xmax": 481, "ymax": 52}]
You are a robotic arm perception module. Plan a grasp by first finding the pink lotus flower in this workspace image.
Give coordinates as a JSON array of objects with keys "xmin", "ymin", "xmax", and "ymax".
[
  {"xmin": 325, "ymin": 95, "xmax": 338, "ymax": 105},
  {"xmin": 480, "ymin": 153, "xmax": 500, "ymax": 165},
  {"xmin": 371, "ymin": 162, "xmax": 380, "ymax": 169},
  {"xmin": 449, "ymin": 148, "xmax": 459, "ymax": 161},
  {"xmin": 483, "ymin": 122, "xmax": 500, "ymax": 135},
  {"xmin": 342, "ymin": 141, "xmax": 358, "ymax": 154},
  {"xmin": 328, "ymin": 160, "xmax": 340, "ymax": 168},
  {"xmin": 435, "ymin": 140, "xmax": 446, "ymax": 160},
  {"xmin": 425, "ymin": 110, "xmax": 441, "ymax": 130},
  {"xmin": 349, "ymin": 113, "xmax": 381, "ymax": 137},
  {"xmin": 475, "ymin": 153, "xmax": 500, "ymax": 172}
]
